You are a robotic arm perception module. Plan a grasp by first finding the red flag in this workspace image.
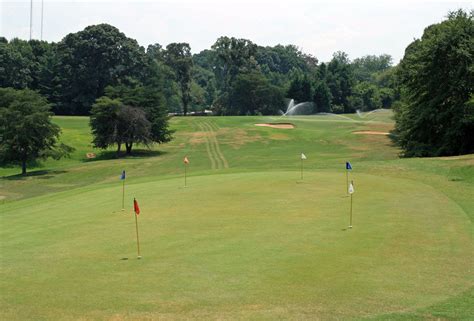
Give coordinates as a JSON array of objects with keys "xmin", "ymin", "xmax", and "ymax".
[
  {"xmin": 184, "ymin": 156, "xmax": 189, "ymax": 164},
  {"xmin": 133, "ymin": 198, "xmax": 140, "ymax": 215}
]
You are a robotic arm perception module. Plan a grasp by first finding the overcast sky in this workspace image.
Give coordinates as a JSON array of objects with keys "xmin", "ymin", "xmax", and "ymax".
[{"xmin": 1, "ymin": 0, "xmax": 471, "ymax": 63}]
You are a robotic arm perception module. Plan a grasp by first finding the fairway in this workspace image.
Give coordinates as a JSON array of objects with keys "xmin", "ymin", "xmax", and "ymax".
[{"xmin": 1, "ymin": 111, "xmax": 473, "ymax": 320}]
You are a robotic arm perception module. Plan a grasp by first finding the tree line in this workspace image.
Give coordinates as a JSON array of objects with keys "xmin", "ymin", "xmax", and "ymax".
[{"xmin": 0, "ymin": 24, "xmax": 399, "ymax": 117}]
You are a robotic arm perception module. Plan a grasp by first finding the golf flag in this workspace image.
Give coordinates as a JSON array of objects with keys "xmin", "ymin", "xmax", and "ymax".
[
  {"xmin": 133, "ymin": 198, "xmax": 141, "ymax": 258},
  {"xmin": 346, "ymin": 162, "xmax": 352, "ymax": 170},
  {"xmin": 184, "ymin": 156, "xmax": 189, "ymax": 164},
  {"xmin": 120, "ymin": 170, "xmax": 126, "ymax": 180},
  {"xmin": 301, "ymin": 153, "xmax": 307, "ymax": 160},
  {"xmin": 349, "ymin": 182, "xmax": 354, "ymax": 194},
  {"xmin": 134, "ymin": 198, "xmax": 140, "ymax": 215}
]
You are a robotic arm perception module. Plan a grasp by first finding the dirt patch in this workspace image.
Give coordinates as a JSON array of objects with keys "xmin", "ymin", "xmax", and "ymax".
[
  {"xmin": 353, "ymin": 131, "xmax": 390, "ymax": 135},
  {"xmin": 255, "ymin": 123, "xmax": 295, "ymax": 129}
]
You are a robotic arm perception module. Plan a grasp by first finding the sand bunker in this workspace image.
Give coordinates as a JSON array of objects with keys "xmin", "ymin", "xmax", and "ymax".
[
  {"xmin": 255, "ymin": 123, "xmax": 295, "ymax": 129},
  {"xmin": 86, "ymin": 153, "xmax": 96, "ymax": 159},
  {"xmin": 353, "ymin": 131, "xmax": 390, "ymax": 135}
]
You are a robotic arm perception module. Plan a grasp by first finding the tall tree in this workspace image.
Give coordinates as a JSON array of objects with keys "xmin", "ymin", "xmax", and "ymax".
[
  {"xmin": 394, "ymin": 9, "xmax": 474, "ymax": 156},
  {"xmin": 230, "ymin": 71, "xmax": 284, "ymax": 115},
  {"xmin": 0, "ymin": 88, "xmax": 73, "ymax": 175},
  {"xmin": 164, "ymin": 43, "xmax": 193, "ymax": 115},
  {"xmin": 89, "ymin": 97, "xmax": 154, "ymax": 155},
  {"xmin": 326, "ymin": 51, "xmax": 355, "ymax": 113},
  {"xmin": 56, "ymin": 24, "xmax": 146, "ymax": 115}
]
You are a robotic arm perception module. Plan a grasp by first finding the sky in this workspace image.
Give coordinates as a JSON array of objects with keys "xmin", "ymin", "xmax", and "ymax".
[{"xmin": 1, "ymin": 0, "xmax": 472, "ymax": 63}]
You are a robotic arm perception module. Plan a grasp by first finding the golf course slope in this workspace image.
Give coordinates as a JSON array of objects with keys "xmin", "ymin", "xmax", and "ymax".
[{"xmin": 1, "ymin": 111, "xmax": 473, "ymax": 320}]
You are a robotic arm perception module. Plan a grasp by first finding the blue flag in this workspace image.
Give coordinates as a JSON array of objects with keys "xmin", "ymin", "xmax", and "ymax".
[
  {"xmin": 120, "ymin": 170, "xmax": 126, "ymax": 180},
  {"xmin": 346, "ymin": 162, "xmax": 352, "ymax": 170}
]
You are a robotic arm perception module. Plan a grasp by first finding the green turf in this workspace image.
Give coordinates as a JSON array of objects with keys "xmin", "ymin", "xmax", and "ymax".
[{"xmin": 1, "ymin": 111, "xmax": 473, "ymax": 320}]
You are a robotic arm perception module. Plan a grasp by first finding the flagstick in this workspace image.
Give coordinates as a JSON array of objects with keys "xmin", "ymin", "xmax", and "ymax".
[
  {"xmin": 346, "ymin": 170, "xmax": 349, "ymax": 195},
  {"xmin": 301, "ymin": 158, "xmax": 303, "ymax": 180},
  {"xmin": 121, "ymin": 179, "xmax": 125, "ymax": 211},
  {"xmin": 349, "ymin": 190, "xmax": 353, "ymax": 229},
  {"xmin": 134, "ymin": 212, "xmax": 141, "ymax": 259},
  {"xmin": 184, "ymin": 163, "xmax": 187, "ymax": 187}
]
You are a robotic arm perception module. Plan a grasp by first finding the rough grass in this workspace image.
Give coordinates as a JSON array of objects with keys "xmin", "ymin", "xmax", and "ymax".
[{"xmin": 1, "ymin": 110, "xmax": 473, "ymax": 320}]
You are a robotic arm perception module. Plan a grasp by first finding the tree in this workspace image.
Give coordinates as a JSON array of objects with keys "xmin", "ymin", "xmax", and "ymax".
[
  {"xmin": 56, "ymin": 24, "xmax": 146, "ymax": 115},
  {"xmin": 394, "ymin": 9, "xmax": 474, "ymax": 156},
  {"xmin": 326, "ymin": 51, "xmax": 355, "ymax": 113},
  {"xmin": 287, "ymin": 74, "xmax": 312, "ymax": 103},
  {"xmin": 352, "ymin": 54, "xmax": 392, "ymax": 83},
  {"xmin": 0, "ymin": 88, "xmax": 73, "ymax": 175},
  {"xmin": 313, "ymin": 81, "xmax": 332, "ymax": 113},
  {"xmin": 164, "ymin": 43, "xmax": 193, "ymax": 115},
  {"xmin": 230, "ymin": 72, "xmax": 284, "ymax": 115},
  {"xmin": 349, "ymin": 81, "xmax": 382, "ymax": 111},
  {"xmin": 89, "ymin": 97, "xmax": 153, "ymax": 155}
]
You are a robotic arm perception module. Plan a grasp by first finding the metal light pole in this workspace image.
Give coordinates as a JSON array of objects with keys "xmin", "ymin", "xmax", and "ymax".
[{"xmin": 29, "ymin": 0, "xmax": 33, "ymax": 40}]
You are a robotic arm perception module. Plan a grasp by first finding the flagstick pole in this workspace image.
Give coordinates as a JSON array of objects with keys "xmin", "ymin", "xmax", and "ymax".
[
  {"xmin": 135, "ymin": 213, "xmax": 141, "ymax": 258},
  {"xmin": 301, "ymin": 158, "xmax": 303, "ymax": 180},
  {"xmin": 346, "ymin": 170, "xmax": 349, "ymax": 195},
  {"xmin": 349, "ymin": 193, "xmax": 353, "ymax": 229},
  {"xmin": 122, "ymin": 179, "xmax": 125, "ymax": 211},
  {"xmin": 184, "ymin": 163, "xmax": 187, "ymax": 187}
]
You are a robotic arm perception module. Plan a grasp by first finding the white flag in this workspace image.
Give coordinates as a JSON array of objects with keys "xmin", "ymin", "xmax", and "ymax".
[
  {"xmin": 348, "ymin": 182, "xmax": 354, "ymax": 194},
  {"xmin": 301, "ymin": 153, "xmax": 307, "ymax": 160}
]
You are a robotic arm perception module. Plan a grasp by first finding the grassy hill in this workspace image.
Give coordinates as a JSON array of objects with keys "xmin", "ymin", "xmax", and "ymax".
[{"xmin": 1, "ymin": 110, "xmax": 473, "ymax": 320}]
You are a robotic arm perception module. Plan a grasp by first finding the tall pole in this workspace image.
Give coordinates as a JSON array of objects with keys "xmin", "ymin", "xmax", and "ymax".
[
  {"xmin": 346, "ymin": 170, "xmax": 349, "ymax": 195},
  {"xmin": 349, "ymin": 193, "xmax": 353, "ymax": 228},
  {"xmin": 121, "ymin": 179, "xmax": 125, "ymax": 211},
  {"xmin": 134, "ymin": 213, "xmax": 141, "ymax": 258},
  {"xmin": 29, "ymin": 0, "xmax": 33, "ymax": 40},
  {"xmin": 300, "ymin": 158, "xmax": 303, "ymax": 180},
  {"xmin": 40, "ymin": 0, "xmax": 44, "ymax": 40},
  {"xmin": 184, "ymin": 163, "xmax": 187, "ymax": 187}
]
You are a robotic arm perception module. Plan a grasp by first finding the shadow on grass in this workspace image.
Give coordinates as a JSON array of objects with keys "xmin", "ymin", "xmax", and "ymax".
[
  {"xmin": 2, "ymin": 170, "xmax": 68, "ymax": 180},
  {"xmin": 83, "ymin": 149, "xmax": 167, "ymax": 162}
]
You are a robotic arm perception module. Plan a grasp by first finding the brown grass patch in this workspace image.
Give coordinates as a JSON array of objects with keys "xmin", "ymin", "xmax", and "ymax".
[
  {"xmin": 189, "ymin": 131, "xmax": 209, "ymax": 145},
  {"xmin": 218, "ymin": 128, "xmax": 262, "ymax": 149},
  {"xmin": 353, "ymin": 131, "xmax": 390, "ymax": 135},
  {"xmin": 255, "ymin": 123, "xmax": 295, "ymax": 129}
]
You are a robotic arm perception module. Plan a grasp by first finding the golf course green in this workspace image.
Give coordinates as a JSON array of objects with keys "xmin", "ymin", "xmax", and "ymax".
[{"xmin": 1, "ymin": 111, "xmax": 473, "ymax": 320}]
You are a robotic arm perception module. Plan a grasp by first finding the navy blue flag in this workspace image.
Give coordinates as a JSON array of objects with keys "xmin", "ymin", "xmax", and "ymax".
[
  {"xmin": 346, "ymin": 162, "xmax": 352, "ymax": 170},
  {"xmin": 120, "ymin": 170, "xmax": 126, "ymax": 180}
]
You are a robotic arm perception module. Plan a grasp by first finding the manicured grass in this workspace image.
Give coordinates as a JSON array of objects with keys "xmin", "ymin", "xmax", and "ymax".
[{"xmin": 1, "ymin": 110, "xmax": 473, "ymax": 320}]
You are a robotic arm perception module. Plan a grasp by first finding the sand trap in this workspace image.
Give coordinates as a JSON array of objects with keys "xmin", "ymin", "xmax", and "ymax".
[
  {"xmin": 86, "ymin": 153, "xmax": 96, "ymax": 159},
  {"xmin": 255, "ymin": 123, "xmax": 295, "ymax": 129},
  {"xmin": 353, "ymin": 131, "xmax": 390, "ymax": 135}
]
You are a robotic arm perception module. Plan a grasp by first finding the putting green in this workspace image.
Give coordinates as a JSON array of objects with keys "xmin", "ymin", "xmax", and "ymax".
[{"xmin": 1, "ymin": 171, "xmax": 471, "ymax": 320}]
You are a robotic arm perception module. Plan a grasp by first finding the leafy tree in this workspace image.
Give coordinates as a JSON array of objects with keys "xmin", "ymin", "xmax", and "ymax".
[
  {"xmin": 90, "ymin": 97, "xmax": 153, "ymax": 155},
  {"xmin": 313, "ymin": 81, "xmax": 332, "ymax": 113},
  {"xmin": 0, "ymin": 39, "xmax": 33, "ymax": 89},
  {"xmin": 326, "ymin": 51, "xmax": 355, "ymax": 113},
  {"xmin": 394, "ymin": 9, "xmax": 474, "ymax": 156},
  {"xmin": 211, "ymin": 36, "xmax": 258, "ymax": 92},
  {"xmin": 56, "ymin": 24, "xmax": 146, "ymax": 115},
  {"xmin": 164, "ymin": 43, "xmax": 193, "ymax": 115},
  {"xmin": 287, "ymin": 74, "xmax": 312, "ymax": 103},
  {"xmin": 230, "ymin": 72, "xmax": 284, "ymax": 115},
  {"xmin": 0, "ymin": 88, "xmax": 73, "ymax": 175},
  {"xmin": 349, "ymin": 81, "xmax": 382, "ymax": 111},
  {"xmin": 352, "ymin": 54, "xmax": 392, "ymax": 82}
]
